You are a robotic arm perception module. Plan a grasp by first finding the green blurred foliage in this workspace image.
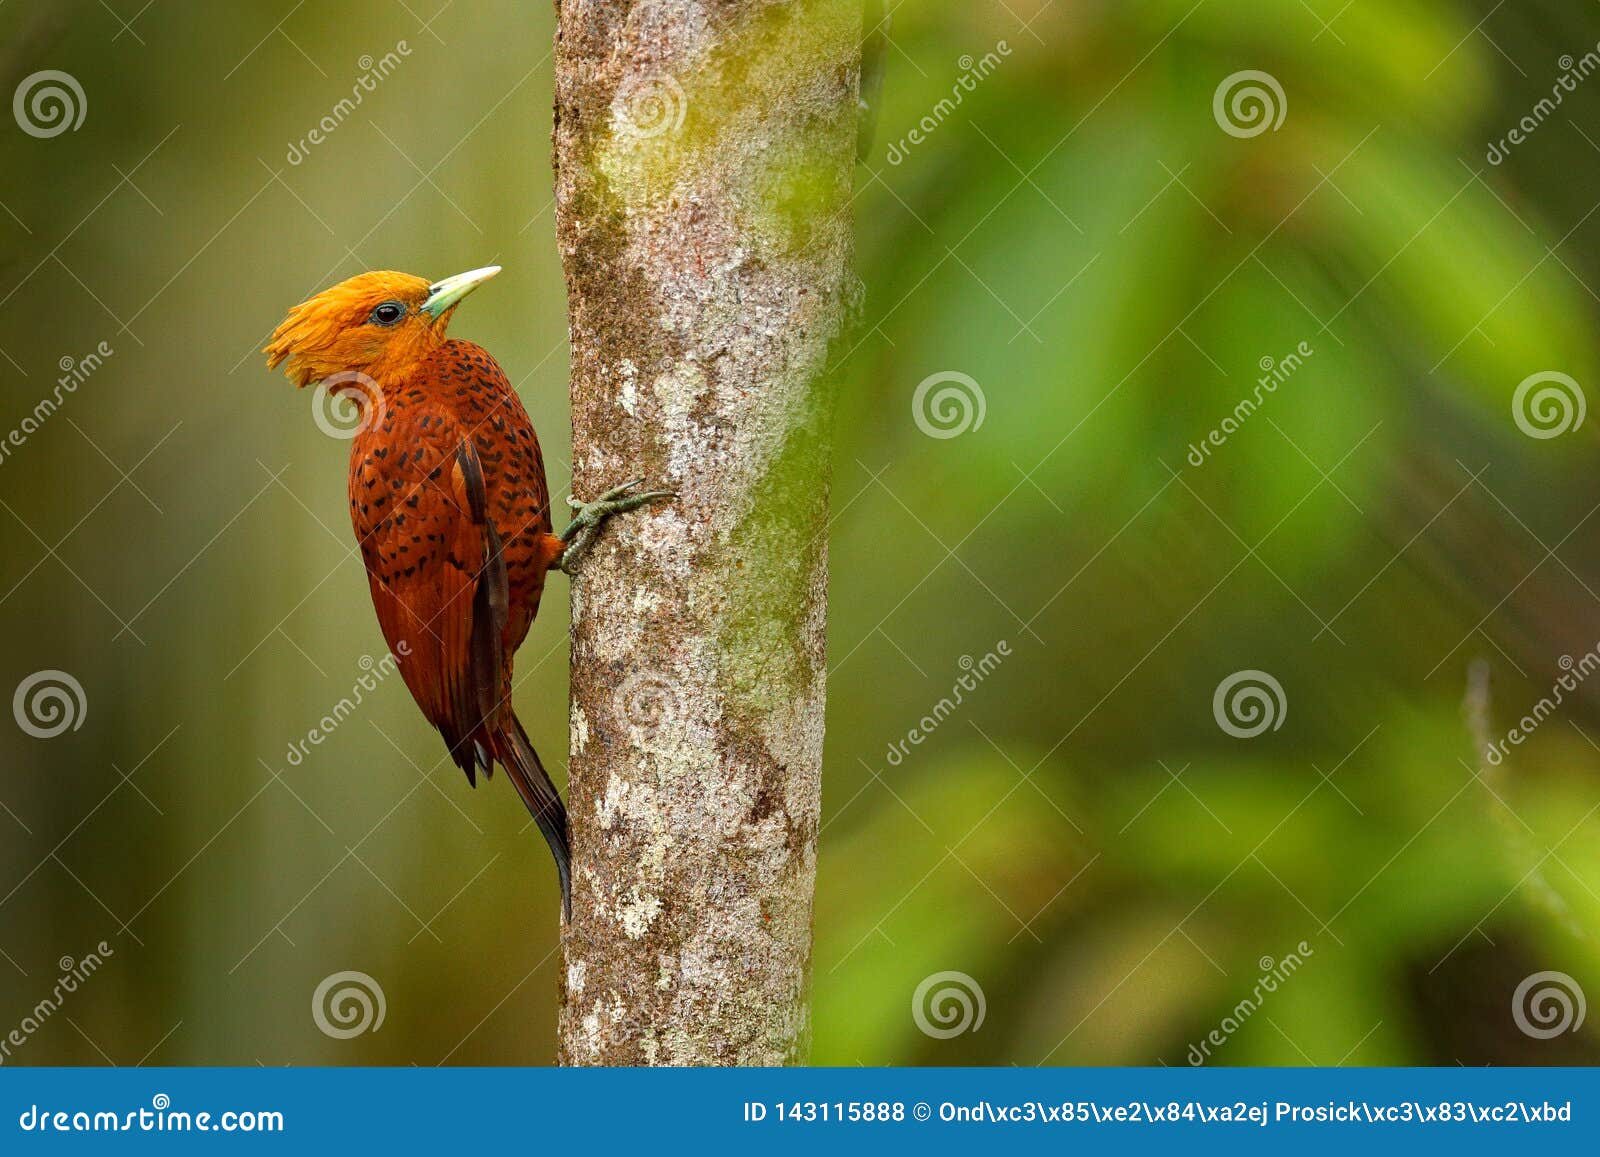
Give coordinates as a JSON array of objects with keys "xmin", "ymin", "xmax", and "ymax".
[{"xmin": 2, "ymin": 0, "xmax": 1600, "ymax": 1067}]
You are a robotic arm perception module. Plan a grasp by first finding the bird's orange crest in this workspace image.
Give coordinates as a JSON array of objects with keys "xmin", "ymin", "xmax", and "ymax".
[{"xmin": 265, "ymin": 270, "xmax": 447, "ymax": 388}]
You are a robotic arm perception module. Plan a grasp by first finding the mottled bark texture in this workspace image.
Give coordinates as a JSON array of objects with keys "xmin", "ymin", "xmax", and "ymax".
[{"xmin": 552, "ymin": 0, "xmax": 859, "ymax": 1064}]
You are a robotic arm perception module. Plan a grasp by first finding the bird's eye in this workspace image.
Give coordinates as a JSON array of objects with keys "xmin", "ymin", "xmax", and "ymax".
[{"xmin": 369, "ymin": 301, "xmax": 406, "ymax": 327}]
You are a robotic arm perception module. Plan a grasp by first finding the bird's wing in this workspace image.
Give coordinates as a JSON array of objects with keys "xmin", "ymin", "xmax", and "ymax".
[
  {"xmin": 435, "ymin": 341, "xmax": 559, "ymax": 642},
  {"xmin": 352, "ymin": 408, "xmax": 509, "ymax": 784}
]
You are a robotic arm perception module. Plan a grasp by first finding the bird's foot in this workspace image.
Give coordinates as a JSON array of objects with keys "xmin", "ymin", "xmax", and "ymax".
[{"xmin": 557, "ymin": 479, "xmax": 674, "ymax": 574}]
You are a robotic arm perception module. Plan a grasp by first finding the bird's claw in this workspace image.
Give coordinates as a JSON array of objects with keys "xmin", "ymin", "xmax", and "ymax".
[{"xmin": 557, "ymin": 479, "xmax": 675, "ymax": 574}]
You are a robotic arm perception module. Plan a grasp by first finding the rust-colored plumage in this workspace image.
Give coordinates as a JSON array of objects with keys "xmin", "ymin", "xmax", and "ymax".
[{"xmin": 266, "ymin": 267, "xmax": 666, "ymax": 917}]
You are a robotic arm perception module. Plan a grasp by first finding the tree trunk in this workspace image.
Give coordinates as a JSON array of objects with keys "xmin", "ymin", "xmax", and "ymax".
[{"xmin": 551, "ymin": 0, "xmax": 859, "ymax": 1065}]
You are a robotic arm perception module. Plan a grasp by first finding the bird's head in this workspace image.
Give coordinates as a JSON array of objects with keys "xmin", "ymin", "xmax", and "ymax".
[{"xmin": 264, "ymin": 265, "xmax": 500, "ymax": 388}]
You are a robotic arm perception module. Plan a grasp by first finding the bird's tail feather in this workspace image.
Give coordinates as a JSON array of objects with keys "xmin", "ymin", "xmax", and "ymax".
[{"xmin": 497, "ymin": 713, "xmax": 571, "ymax": 919}]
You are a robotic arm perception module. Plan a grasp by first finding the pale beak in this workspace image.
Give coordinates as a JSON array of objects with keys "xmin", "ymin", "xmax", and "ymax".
[{"xmin": 421, "ymin": 265, "xmax": 501, "ymax": 320}]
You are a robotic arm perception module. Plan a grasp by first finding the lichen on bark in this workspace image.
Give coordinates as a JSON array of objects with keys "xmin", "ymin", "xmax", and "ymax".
[{"xmin": 552, "ymin": 0, "xmax": 859, "ymax": 1065}]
